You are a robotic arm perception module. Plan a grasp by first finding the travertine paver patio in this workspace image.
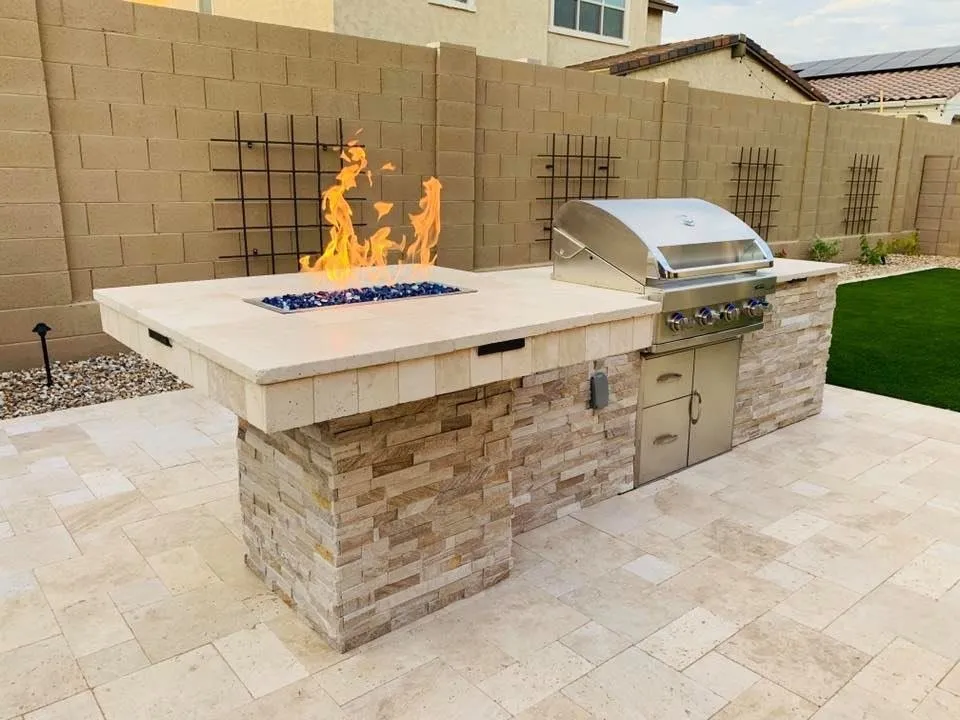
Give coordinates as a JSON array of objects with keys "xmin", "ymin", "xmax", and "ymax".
[{"xmin": 1, "ymin": 387, "xmax": 960, "ymax": 719}]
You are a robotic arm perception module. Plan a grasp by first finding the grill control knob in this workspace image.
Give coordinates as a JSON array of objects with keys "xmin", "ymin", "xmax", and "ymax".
[
  {"xmin": 695, "ymin": 307, "xmax": 719, "ymax": 326},
  {"xmin": 720, "ymin": 302, "xmax": 740, "ymax": 322},
  {"xmin": 666, "ymin": 312, "xmax": 687, "ymax": 333},
  {"xmin": 744, "ymin": 297, "xmax": 771, "ymax": 318}
]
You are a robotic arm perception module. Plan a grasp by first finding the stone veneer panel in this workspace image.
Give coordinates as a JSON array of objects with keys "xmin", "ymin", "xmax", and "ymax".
[
  {"xmin": 733, "ymin": 274, "xmax": 838, "ymax": 445},
  {"xmin": 510, "ymin": 352, "xmax": 642, "ymax": 534},
  {"xmin": 239, "ymin": 380, "xmax": 516, "ymax": 652}
]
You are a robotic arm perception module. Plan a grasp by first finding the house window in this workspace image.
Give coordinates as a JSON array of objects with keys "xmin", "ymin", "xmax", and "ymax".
[
  {"xmin": 553, "ymin": 0, "xmax": 626, "ymax": 39},
  {"xmin": 198, "ymin": 0, "xmax": 212, "ymax": 13}
]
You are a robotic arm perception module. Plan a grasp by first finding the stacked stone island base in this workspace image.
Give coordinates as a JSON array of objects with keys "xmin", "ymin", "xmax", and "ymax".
[
  {"xmin": 238, "ymin": 381, "xmax": 517, "ymax": 652},
  {"xmin": 733, "ymin": 274, "xmax": 839, "ymax": 445},
  {"xmin": 237, "ymin": 353, "xmax": 645, "ymax": 652}
]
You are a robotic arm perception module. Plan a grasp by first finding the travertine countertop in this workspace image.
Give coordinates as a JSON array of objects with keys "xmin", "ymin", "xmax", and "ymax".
[
  {"xmin": 95, "ymin": 265, "xmax": 660, "ymax": 384},
  {"xmin": 765, "ymin": 259, "xmax": 846, "ymax": 283}
]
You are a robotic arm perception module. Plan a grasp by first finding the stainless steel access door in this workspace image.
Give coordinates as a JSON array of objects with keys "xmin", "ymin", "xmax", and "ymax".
[{"xmin": 688, "ymin": 338, "xmax": 741, "ymax": 465}]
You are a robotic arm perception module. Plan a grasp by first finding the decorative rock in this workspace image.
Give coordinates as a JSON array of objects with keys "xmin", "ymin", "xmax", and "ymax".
[{"xmin": 261, "ymin": 282, "xmax": 462, "ymax": 312}]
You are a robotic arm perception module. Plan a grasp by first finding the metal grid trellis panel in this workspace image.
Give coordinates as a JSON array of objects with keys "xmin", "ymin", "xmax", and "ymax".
[
  {"xmin": 536, "ymin": 133, "xmax": 621, "ymax": 250},
  {"xmin": 211, "ymin": 111, "xmax": 367, "ymax": 277},
  {"xmin": 730, "ymin": 146, "xmax": 781, "ymax": 241},
  {"xmin": 843, "ymin": 153, "xmax": 882, "ymax": 236}
]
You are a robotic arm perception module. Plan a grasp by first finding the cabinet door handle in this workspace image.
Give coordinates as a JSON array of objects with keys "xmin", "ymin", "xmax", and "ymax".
[
  {"xmin": 656, "ymin": 372, "xmax": 683, "ymax": 383},
  {"xmin": 690, "ymin": 390, "xmax": 702, "ymax": 425},
  {"xmin": 653, "ymin": 433, "xmax": 679, "ymax": 446}
]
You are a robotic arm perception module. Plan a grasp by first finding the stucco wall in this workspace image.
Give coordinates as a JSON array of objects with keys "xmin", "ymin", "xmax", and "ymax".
[
  {"xmin": 213, "ymin": 0, "xmax": 334, "ymax": 31},
  {"xmin": 644, "ymin": 9, "xmax": 662, "ymax": 46},
  {"xmin": 625, "ymin": 52, "xmax": 811, "ymax": 104}
]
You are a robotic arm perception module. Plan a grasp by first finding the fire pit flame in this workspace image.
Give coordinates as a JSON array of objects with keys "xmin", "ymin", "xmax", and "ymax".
[{"xmin": 298, "ymin": 135, "xmax": 442, "ymax": 285}]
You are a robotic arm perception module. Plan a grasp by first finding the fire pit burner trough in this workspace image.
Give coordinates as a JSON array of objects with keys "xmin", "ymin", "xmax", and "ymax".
[{"xmin": 248, "ymin": 281, "xmax": 472, "ymax": 314}]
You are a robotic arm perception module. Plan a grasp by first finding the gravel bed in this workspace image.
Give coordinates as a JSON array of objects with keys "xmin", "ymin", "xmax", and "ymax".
[
  {"xmin": 0, "ymin": 353, "xmax": 189, "ymax": 420},
  {"xmin": 838, "ymin": 254, "xmax": 960, "ymax": 283}
]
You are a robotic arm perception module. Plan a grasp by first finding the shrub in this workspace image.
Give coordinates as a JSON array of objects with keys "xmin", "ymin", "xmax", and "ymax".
[
  {"xmin": 858, "ymin": 236, "xmax": 887, "ymax": 265},
  {"xmin": 887, "ymin": 232, "xmax": 919, "ymax": 256},
  {"xmin": 809, "ymin": 236, "xmax": 840, "ymax": 262}
]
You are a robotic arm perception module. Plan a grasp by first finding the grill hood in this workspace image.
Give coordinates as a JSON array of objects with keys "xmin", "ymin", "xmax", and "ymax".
[{"xmin": 552, "ymin": 198, "xmax": 775, "ymax": 294}]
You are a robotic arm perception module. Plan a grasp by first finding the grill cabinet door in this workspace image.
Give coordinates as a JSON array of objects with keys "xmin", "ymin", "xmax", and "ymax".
[
  {"xmin": 640, "ymin": 350, "xmax": 694, "ymax": 408},
  {"xmin": 638, "ymin": 396, "xmax": 691, "ymax": 484},
  {"xmin": 688, "ymin": 338, "xmax": 741, "ymax": 466}
]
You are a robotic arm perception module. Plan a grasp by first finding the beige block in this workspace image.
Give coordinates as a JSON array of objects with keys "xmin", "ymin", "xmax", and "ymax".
[
  {"xmin": 156, "ymin": 261, "xmax": 214, "ymax": 283},
  {"xmin": 380, "ymin": 122, "xmax": 421, "ymax": 151},
  {"xmin": 0, "ymin": 168, "xmax": 59, "ymax": 203},
  {"xmin": 438, "ymin": 73, "xmax": 474, "ymax": 103},
  {"xmin": 314, "ymin": 369, "xmax": 359, "ymax": 422},
  {"xmin": 41, "ymin": 61, "xmax": 73, "ymax": 98},
  {"xmin": 0, "ymin": 17, "xmax": 41, "ymax": 58},
  {"xmin": 257, "ymin": 22, "xmax": 308, "ymax": 57},
  {"xmin": 106, "ymin": 33, "xmax": 172, "ymax": 72},
  {"xmin": 0, "ymin": 238, "xmax": 67, "ymax": 275},
  {"xmin": 436, "ymin": 349, "xmax": 471, "ymax": 393},
  {"xmin": 284, "ymin": 57, "xmax": 332, "ymax": 89},
  {"xmin": 0, "ymin": 302, "xmax": 102, "ymax": 345},
  {"xmin": 436, "ymin": 100, "xmax": 474, "ymax": 128},
  {"xmin": 116, "ymin": 170, "xmax": 181, "ymax": 202},
  {"xmin": 225, "ymin": 51, "xmax": 281, "ymax": 85},
  {"xmin": 40, "ymin": 25, "xmax": 106, "ymax": 65},
  {"xmin": 309, "ymin": 30, "xmax": 357, "ymax": 62},
  {"xmin": 180, "ymin": 170, "xmax": 235, "ymax": 202},
  {"xmin": 66, "ymin": 234, "xmax": 122, "ymax": 268},
  {"xmin": 173, "ymin": 42, "xmax": 232, "ymax": 79},
  {"xmin": 0, "ymin": 271, "xmax": 71, "ymax": 309},
  {"xmin": 92, "ymin": 264, "xmax": 157, "ymax": 289},
  {"xmin": 397, "ymin": 356, "xmax": 436, "ymax": 403},
  {"xmin": 141, "ymin": 72, "xmax": 205, "ymax": 108},
  {"xmin": 111, "ymin": 104, "xmax": 177, "ymax": 138},
  {"xmin": 0, "ymin": 204, "xmax": 61, "ymax": 240},
  {"xmin": 174, "ymin": 108, "xmax": 234, "ymax": 140},
  {"xmin": 70, "ymin": 269, "xmax": 93, "ymax": 301},
  {"xmin": 205, "ymin": 79, "xmax": 261, "ymax": 112},
  {"xmin": 49, "ymin": 99, "xmax": 110, "ymax": 134},
  {"xmin": 0, "ymin": 56, "xmax": 43, "ymax": 96},
  {"xmin": 0, "ymin": 94, "xmax": 50, "ymax": 131},
  {"xmin": 402, "ymin": 44, "xmax": 434, "ymax": 73},
  {"xmin": 1, "ymin": 0, "xmax": 37, "ymax": 21},
  {"xmin": 121, "ymin": 233, "xmax": 183, "ymax": 265},
  {"xmin": 133, "ymin": 4, "xmax": 197, "ymax": 42},
  {"xmin": 61, "ymin": 0, "xmax": 132, "ymax": 31},
  {"xmin": 58, "ymin": 169, "xmax": 117, "ymax": 202},
  {"xmin": 61, "ymin": 204, "xmax": 87, "ymax": 236},
  {"xmin": 148, "ymin": 138, "xmax": 209, "ymax": 171},
  {"xmin": 534, "ymin": 110, "xmax": 562, "ymax": 133},
  {"xmin": 153, "ymin": 202, "xmax": 213, "ymax": 232},
  {"xmin": 262, "ymin": 84, "xmax": 311, "ymax": 115},
  {"xmin": 437, "ymin": 45, "xmax": 476, "ymax": 77},
  {"xmin": 336, "ymin": 63, "xmax": 380, "ymax": 94},
  {"xmin": 74, "ymin": 65, "xmax": 142, "ymax": 103},
  {"xmin": 359, "ymin": 94, "xmax": 400, "ymax": 122},
  {"xmin": 182, "ymin": 231, "xmax": 239, "ymax": 262},
  {"xmin": 80, "ymin": 135, "xmax": 148, "ymax": 170},
  {"xmin": 311, "ymin": 89, "xmax": 359, "ymax": 120},
  {"xmin": 356, "ymin": 36, "xmax": 403, "ymax": 68},
  {"xmin": 381, "ymin": 68, "xmax": 421, "ymax": 98},
  {"xmin": 246, "ymin": 378, "xmax": 315, "ymax": 432},
  {"xmin": 530, "ymin": 332, "xmax": 561, "ymax": 372},
  {"xmin": 87, "ymin": 203, "xmax": 154, "ymax": 234},
  {"xmin": 0, "ymin": 130, "xmax": 54, "ymax": 168},
  {"xmin": 401, "ymin": 96, "xmax": 434, "ymax": 125},
  {"xmin": 198, "ymin": 14, "xmax": 257, "ymax": 49}
]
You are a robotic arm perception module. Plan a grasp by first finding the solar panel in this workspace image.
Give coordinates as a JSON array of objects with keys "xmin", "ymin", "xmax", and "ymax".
[{"xmin": 794, "ymin": 45, "xmax": 960, "ymax": 77}]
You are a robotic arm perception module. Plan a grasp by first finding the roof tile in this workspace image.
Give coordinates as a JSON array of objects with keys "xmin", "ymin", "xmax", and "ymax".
[{"xmin": 811, "ymin": 66, "xmax": 960, "ymax": 104}]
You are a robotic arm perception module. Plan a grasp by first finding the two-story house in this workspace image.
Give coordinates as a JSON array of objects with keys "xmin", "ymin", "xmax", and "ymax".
[{"xmin": 134, "ymin": 0, "xmax": 678, "ymax": 66}]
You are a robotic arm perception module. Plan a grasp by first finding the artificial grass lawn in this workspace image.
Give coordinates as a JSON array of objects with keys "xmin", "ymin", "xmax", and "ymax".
[{"xmin": 826, "ymin": 268, "xmax": 960, "ymax": 412}]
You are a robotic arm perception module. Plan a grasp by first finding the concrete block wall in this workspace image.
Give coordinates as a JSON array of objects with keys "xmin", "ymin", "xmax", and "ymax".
[{"xmin": 3, "ymin": 0, "xmax": 960, "ymax": 369}]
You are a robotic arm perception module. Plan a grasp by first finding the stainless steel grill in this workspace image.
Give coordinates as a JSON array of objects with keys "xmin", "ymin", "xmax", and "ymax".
[
  {"xmin": 552, "ymin": 198, "xmax": 776, "ymax": 353},
  {"xmin": 551, "ymin": 198, "xmax": 778, "ymax": 485}
]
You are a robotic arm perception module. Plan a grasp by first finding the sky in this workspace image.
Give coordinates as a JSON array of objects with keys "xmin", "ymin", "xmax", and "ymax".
[{"xmin": 661, "ymin": 0, "xmax": 960, "ymax": 65}]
